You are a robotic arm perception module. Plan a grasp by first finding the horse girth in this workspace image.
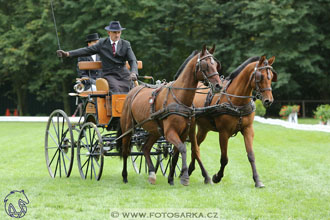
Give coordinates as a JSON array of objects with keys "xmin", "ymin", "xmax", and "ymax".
[
  {"xmin": 151, "ymin": 103, "xmax": 194, "ymax": 121},
  {"xmin": 195, "ymin": 100, "xmax": 255, "ymax": 118}
]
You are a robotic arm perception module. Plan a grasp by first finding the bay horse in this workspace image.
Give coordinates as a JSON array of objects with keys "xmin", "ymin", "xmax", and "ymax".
[
  {"xmin": 187, "ymin": 55, "xmax": 277, "ymax": 187},
  {"xmin": 117, "ymin": 45, "xmax": 222, "ymax": 185}
]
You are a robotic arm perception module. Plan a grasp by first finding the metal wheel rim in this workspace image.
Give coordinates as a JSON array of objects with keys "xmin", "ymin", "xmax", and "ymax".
[
  {"xmin": 45, "ymin": 109, "xmax": 74, "ymax": 178},
  {"xmin": 77, "ymin": 122, "xmax": 104, "ymax": 180}
]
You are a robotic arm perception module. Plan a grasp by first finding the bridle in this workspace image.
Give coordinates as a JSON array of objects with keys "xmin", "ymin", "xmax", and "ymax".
[
  {"xmin": 249, "ymin": 59, "xmax": 277, "ymax": 100},
  {"xmin": 195, "ymin": 52, "xmax": 220, "ymax": 88},
  {"xmin": 219, "ymin": 59, "xmax": 277, "ymax": 101}
]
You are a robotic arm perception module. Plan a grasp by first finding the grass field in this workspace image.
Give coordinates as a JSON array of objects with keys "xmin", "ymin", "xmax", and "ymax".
[{"xmin": 0, "ymin": 121, "xmax": 329, "ymax": 219}]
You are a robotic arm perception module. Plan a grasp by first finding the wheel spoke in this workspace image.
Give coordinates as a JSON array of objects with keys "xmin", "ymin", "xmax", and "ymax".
[
  {"xmin": 61, "ymin": 151, "xmax": 68, "ymax": 176},
  {"xmin": 81, "ymin": 157, "xmax": 89, "ymax": 169},
  {"xmin": 93, "ymin": 157, "xmax": 100, "ymax": 168},
  {"xmin": 46, "ymin": 146, "xmax": 58, "ymax": 150},
  {"xmin": 91, "ymin": 157, "xmax": 95, "ymax": 179},
  {"xmin": 58, "ymin": 147, "xmax": 71, "ymax": 161},
  {"xmin": 59, "ymin": 148, "xmax": 62, "ymax": 178},
  {"xmin": 139, "ymin": 156, "xmax": 143, "ymax": 173},
  {"xmin": 84, "ymin": 157, "xmax": 91, "ymax": 178},
  {"xmin": 49, "ymin": 148, "xmax": 59, "ymax": 167},
  {"xmin": 83, "ymin": 129, "xmax": 91, "ymax": 152},
  {"xmin": 54, "ymin": 150, "xmax": 60, "ymax": 177},
  {"xmin": 48, "ymin": 131, "xmax": 59, "ymax": 148}
]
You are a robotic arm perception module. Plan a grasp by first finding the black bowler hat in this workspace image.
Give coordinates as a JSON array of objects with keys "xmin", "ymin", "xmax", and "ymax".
[
  {"xmin": 104, "ymin": 21, "xmax": 126, "ymax": 31},
  {"xmin": 85, "ymin": 33, "xmax": 100, "ymax": 42}
]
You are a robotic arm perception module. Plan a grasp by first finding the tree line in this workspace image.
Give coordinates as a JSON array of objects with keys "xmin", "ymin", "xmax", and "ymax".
[{"xmin": 0, "ymin": 0, "xmax": 329, "ymax": 115}]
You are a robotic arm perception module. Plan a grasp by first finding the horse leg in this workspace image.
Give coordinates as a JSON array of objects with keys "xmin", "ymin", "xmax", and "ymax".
[
  {"xmin": 242, "ymin": 126, "xmax": 265, "ymax": 188},
  {"xmin": 165, "ymin": 129, "xmax": 189, "ymax": 186},
  {"xmin": 142, "ymin": 135, "xmax": 159, "ymax": 184},
  {"xmin": 212, "ymin": 132, "xmax": 229, "ymax": 183},
  {"xmin": 121, "ymin": 134, "xmax": 132, "ymax": 183},
  {"xmin": 168, "ymin": 147, "xmax": 179, "ymax": 185},
  {"xmin": 188, "ymin": 125, "xmax": 207, "ymax": 176},
  {"xmin": 188, "ymin": 123, "xmax": 212, "ymax": 184}
]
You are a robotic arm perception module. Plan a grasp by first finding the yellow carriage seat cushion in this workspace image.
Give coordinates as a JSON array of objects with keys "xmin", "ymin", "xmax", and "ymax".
[{"xmin": 96, "ymin": 78, "xmax": 109, "ymax": 92}]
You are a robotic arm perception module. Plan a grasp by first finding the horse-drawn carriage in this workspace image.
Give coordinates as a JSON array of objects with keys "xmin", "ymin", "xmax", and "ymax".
[
  {"xmin": 45, "ymin": 45, "xmax": 277, "ymax": 187},
  {"xmin": 44, "ymin": 60, "xmax": 180, "ymax": 181}
]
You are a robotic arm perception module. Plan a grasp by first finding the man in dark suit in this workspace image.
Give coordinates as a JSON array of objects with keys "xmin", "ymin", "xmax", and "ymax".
[
  {"xmin": 57, "ymin": 21, "xmax": 138, "ymax": 93},
  {"xmin": 77, "ymin": 33, "xmax": 102, "ymax": 91}
]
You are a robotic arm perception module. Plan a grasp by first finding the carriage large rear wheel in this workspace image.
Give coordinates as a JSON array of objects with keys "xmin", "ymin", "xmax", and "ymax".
[
  {"xmin": 77, "ymin": 122, "xmax": 104, "ymax": 180},
  {"xmin": 45, "ymin": 109, "xmax": 74, "ymax": 178}
]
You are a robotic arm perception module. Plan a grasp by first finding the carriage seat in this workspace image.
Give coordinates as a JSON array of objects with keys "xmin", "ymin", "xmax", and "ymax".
[{"xmin": 78, "ymin": 61, "xmax": 143, "ymax": 70}]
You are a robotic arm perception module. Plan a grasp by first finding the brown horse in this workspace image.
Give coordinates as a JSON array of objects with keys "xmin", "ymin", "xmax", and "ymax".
[
  {"xmin": 187, "ymin": 55, "xmax": 277, "ymax": 187},
  {"xmin": 117, "ymin": 45, "xmax": 222, "ymax": 185}
]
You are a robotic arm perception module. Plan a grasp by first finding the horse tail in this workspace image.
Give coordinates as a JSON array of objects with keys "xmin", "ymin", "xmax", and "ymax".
[
  {"xmin": 116, "ymin": 124, "xmax": 123, "ymax": 156},
  {"xmin": 116, "ymin": 91, "xmax": 135, "ymax": 158}
]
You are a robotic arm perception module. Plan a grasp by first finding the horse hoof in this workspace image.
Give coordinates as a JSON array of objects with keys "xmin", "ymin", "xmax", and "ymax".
[
  {"xmin": 180, "ymin": 174, "xmax": 189, "ymax": 186},
  {"xmin": 180, "ymin": 178, "xmax": 189, "ymax": 186},
  {"xmin": 148, "ymin": 172, "xmax": 156, "ymax": 185},
  {"xmin": 212, "ymin": 174, "xmax": 221, "ymax": 184},
  {"xmin": 255, "ymin": 182, "xmax": 265, "ymax": 188},
  {"xmin": 123, "ymin": 178, "xmax": 128, "ymax": 184},
  {"xmin": 204, "ymin": 176, "xmax": 213, "ymax": 184}
]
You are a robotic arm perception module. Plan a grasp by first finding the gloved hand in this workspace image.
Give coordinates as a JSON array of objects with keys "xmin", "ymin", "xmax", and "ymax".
[
  {"xmin": 130, "ymin": 73, "xmax": 137, "ymax": 81},
  {"xmin": 56, "ymin": 50, "xmax": 69, "ymax": 58}
]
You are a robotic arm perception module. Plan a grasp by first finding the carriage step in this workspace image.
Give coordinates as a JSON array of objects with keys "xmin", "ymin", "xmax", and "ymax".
[{"xmin": 103, "ymin": 147, "xmax": 111, "ymax": 151}]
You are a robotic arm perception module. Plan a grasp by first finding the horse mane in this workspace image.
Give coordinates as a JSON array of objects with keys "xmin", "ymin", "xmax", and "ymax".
[
  {"xmin": 227, "ymin": 56, "xmax": 260, "ymax": 80},
  {"xmin": 173, "ymin": 50, "xmax": 199, "ymax": 80}
]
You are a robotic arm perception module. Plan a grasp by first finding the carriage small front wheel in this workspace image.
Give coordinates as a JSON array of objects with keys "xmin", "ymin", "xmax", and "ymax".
[
  {"xmin": 77, "ymin": 122, "xmax": 104, "ymax": 180},
  {"xmin": 45, "ymin": 109, "xmax": 75, "ymax": 178}
]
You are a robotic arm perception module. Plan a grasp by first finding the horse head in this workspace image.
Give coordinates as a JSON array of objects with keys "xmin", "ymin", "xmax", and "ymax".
[
  {"xmin": 250, "ymin": 55, "xmax": 277, "ymax": 107},
  {"xmin": 195, "ymin": 44, "xmax": 222, "ymax": 93}
]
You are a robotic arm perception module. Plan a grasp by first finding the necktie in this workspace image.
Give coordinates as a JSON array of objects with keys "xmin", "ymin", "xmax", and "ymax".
[{"xmin": 112, "ymin": 42, "xmax": 116, "ymax": 55}]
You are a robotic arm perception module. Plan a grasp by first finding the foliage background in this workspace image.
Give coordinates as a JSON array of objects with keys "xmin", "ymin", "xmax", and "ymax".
[{"xmin": 0, "ymin": 0, "xmax": 330, "ymax": 115}]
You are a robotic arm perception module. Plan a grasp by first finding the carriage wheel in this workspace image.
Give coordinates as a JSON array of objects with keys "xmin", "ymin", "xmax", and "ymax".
[
  {"xmin": 131, "ymin": 144, "xmax": 164, "ymax": 174},
  {"xmin": 45, "ymin": 109, "xmax": 74, "ymax": 178},
  {"xmin": 159, "ymin": 143, "xmax": 182, "ymax": 177},
  {"xmin": 77, "ymin": 122, "xmax": 104, "ymax": 180}
]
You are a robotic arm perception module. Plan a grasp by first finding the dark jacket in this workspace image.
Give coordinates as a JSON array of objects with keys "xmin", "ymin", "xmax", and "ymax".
[
  {"xmin": 69, "ymin": 37, "xmax": 138, "ymax": 76},
  {"xmin": 69, "ymin": 37, "xmax": 138, "ymax": 93},
  {"xmin": 77, "ymin": 54, "xmax": 102, "ymax": 80}
]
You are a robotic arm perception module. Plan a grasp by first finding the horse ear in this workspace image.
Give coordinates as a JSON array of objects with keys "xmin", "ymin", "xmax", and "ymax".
[
  {"xmin": 268, "ymin": 56, "xmax": 275, "ymax": 65},
  {"xmin": 202, "ymin": 44, "xmax": 207, "ymax": 56},
  {"xmin": 258, "ymin": 55, "xmax": 266, "ymax": 66},
  {"xmin": 209, "ymin": 44, "xmax": 216, "ymax": 54}
]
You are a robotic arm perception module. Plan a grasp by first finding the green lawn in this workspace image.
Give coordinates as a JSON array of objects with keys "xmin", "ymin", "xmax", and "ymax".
[{"xmin": 0, "ymin": 121, "xmax": 329, "ymax": 219}]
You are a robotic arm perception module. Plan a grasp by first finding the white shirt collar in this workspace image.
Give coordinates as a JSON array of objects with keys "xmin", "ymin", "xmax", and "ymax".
[
  {"xmin": 110, "ymin": 38, "xmax": 118, "ymax": 45},
  {"xmin": 110, "ymin": 38, "xmax": 119, "ymax": 52}
]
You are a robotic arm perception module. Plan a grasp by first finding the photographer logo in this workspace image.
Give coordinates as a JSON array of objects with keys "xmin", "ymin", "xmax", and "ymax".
[{"xmin": 4, "ymin": 190, "xmax": 30, "ymax": 218}]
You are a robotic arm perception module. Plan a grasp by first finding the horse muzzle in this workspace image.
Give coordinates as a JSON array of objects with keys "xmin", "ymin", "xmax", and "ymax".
[
  {"xmin": 210, "ymin": 82, "xmax": 222, "ymax": 93},
  {"xmin": 262, "ymin": 98, "xmax": 273, "ymax": 108}
]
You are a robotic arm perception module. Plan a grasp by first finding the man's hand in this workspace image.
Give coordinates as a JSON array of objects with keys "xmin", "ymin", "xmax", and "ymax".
[
  {"xmin": 56, "ymin": 50, "xmax": 69, "ymax": 58},
  {"xmin": 130, "ymin": 73, "xmax": 137, "ymax": 81}
]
